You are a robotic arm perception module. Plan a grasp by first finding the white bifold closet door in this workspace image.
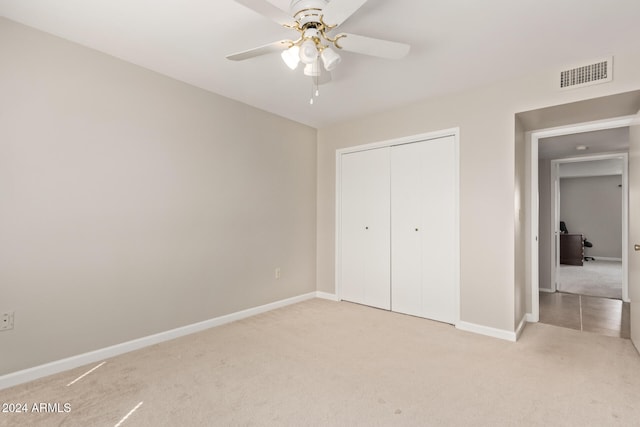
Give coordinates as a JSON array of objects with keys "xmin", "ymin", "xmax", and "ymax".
[
  {"xmin": 340, "ymin": 147, "xmax": 391, "ymax": 310},
  {"xmin": 391, "ymin": 136, "xmax": 456, "ymax": 323}
]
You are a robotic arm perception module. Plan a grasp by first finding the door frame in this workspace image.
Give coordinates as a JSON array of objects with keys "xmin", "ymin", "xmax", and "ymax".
[
  {"xmin": 335, "ymin": 127, "xmax": 460, "ymax": 324},
  {"xmin": 529, "ymin": 115, "xmax": 639, "ymax": 322},
  {"xmin": 550, "ymin": 153, "xmax": 629, "ymax": 297}
]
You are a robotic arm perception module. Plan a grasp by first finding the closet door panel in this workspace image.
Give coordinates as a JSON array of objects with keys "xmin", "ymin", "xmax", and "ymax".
[
  {"xmin": 391, "ymin": 136, "xmax": 456, "ymax": 323},
  {"xmin": 340, "ymin": 148, "xmax": 391, "ymax": 310},
  {"xmin": 391, "ymin": 143, "xmax": 423, "ymax": 316},
  {"xmin": 419, "ymin": 136, "xmax": 456, "ymax": 323}
]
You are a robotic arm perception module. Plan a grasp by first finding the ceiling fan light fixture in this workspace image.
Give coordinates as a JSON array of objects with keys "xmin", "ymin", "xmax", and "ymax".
[
  {"xmin": 299, "ymin": 39, "xmax": 318, "ymax": 64},
  {"xmin": 320, "ymin": 47, "xmax": 341, "ymax": 71},
  {"xmin": 281, "ymin": 45, "xmax": 300, "ymax": 70},
  {"xmin": 226, "ymin": 0, "xmax": 412, "ymax": 102}
]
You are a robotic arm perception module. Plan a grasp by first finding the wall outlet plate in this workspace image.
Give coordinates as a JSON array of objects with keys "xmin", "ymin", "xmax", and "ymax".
[{"xmin": 0, "ymin": 312, "xmax": 14, "ymax": 331}]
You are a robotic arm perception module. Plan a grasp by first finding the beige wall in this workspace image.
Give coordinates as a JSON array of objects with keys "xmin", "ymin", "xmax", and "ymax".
[
  {"xmin": 318, "ymin": 92, "xmax": 519, "ymax": 332},
  {"xmin": 317, "ymin": 51, "xmax": 640, "ymax": 333},
  {"xmin": 3, "ymin": 18, "xmax": 640, "ymax": 376},
  {"xmin": 514, "ymin": 117, "xmax": 527, "ymax": 327},
  {"xmin": 0, "ymin": 18, "xmax": 317, "ymax": 375},
  {"xmin": 560, "ymin": 175, "xmax": 623, "ymax": 258},
  {"xmin": 538, "ymin": 159, "xmax": 553, "ymax": 291}
]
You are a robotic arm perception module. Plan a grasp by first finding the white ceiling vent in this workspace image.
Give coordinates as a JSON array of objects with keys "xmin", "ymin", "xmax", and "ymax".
[{"xmin": 559, "ymin": 57, "xmax": 612, "ymax": 90}]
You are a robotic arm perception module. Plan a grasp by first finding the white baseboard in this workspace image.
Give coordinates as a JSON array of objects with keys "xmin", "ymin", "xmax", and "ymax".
[
  {"xmin": 315, "ymin": 291, "xmax": 340, "ymax": 301},
  {"xmin": 589, "ymin": 257, "xmax": 622, "ymax": 262},
  {"xmin": 526, "ymin": 313, "xmax": 538, "ymax": 323},
  {"xmin": 456, "ymin": 321, "xmax": 517, "ymax": 342},
  {"xmin": 515, "ymin": 315, "xmax": 527, "ymax": 340},
  {"xmin": 539, "ymin": 288, "xmax": 555, "ymax": 293},
  {"xmin": 0, "ymin": 292, "xmax": 320, "ymax": 391}
]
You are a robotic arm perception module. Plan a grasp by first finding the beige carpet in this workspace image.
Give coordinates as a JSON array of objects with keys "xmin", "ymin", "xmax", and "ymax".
[
  {"xmin": 558, "ymin": 260, "xmax": 622, "ymax": 300},
  {"xmin": 1, "ymin": 299, "xmax": 639, "ymax": 426}
]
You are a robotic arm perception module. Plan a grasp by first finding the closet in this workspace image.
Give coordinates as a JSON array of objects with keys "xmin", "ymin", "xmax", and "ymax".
[{"xmin": 338, "ymin": 134, "xmax": 458, "ymax": 324}]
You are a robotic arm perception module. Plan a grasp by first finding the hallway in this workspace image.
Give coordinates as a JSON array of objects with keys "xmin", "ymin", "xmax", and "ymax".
[{"xmin": 539, "ymin": 292, "xmax": 630, "ymax": 339}]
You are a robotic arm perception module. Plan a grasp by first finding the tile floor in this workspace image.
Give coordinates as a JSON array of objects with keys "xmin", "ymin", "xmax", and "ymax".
[{"xmin": 539, "ymin": 292, "xmax": 630, "ymax": 339}]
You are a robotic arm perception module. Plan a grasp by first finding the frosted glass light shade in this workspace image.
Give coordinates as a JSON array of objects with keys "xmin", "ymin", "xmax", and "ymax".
[
  {"xmin": 320, "ymin": 47, "xmax": 341, "ymax": 71},
  {"xmin": 303, "ymin": 61, "xmax": 320, "ymax": 77},
  {"xmin": 281, "ymin": 46, "xmax": 300, "ymax": 70},
  {"xmin": 299, "ymin": 39, "xmax": 318, "ymax": 64}
]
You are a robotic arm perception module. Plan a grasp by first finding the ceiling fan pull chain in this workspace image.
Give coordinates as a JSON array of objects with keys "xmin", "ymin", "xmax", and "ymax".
[{"xmin": 310, "ymin": 61, "xmax": 320, "ymax": 105}]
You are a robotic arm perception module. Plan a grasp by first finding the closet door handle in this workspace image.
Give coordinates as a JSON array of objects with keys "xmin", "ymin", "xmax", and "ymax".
[{"xmin": 635, "ymin": 244, "xmax": 640, "ymax": 251}]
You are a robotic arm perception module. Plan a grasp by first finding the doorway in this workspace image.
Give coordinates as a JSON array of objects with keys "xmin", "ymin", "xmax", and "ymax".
[
  {"xmin": 550, "ymin": 153, "xmax": 628, "ymax": 300},
  {"xmin": 538, "ymin": 292, "xmax": 630, "ymax": 338},
  {"xmin": 540, "ymin": 149, "xmax": 630, "ymax": 338},
  {"xmin": 517, "ymin": 91, "xmax": 640, "ymax": 344},
  {"xmin": 517, "ymin": 90, "xmax": 640, "ymax": 329}
]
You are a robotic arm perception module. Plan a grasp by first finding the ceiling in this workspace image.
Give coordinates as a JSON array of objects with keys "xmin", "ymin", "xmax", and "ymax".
[
  {"xmin": 2, "ymin": 0, "xmax": 640, "ymax": 128},
  {"xmin": 539, "ymin": 127, "xmax": 629, "ymax": 160},
  {"xmin": 559, "ymin": 159, "xmax": 625, "ymax": 178}
]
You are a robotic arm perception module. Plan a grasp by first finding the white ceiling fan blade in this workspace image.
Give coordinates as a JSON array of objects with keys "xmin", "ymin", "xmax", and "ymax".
[
  {"xmin": 322, "ymin": 0, "xmax": 369, "ymax": 27},
  {"xmin": 336, "ymin": 33, "xmax": 410, "ymax": 60},
  {"xmin": 226, "ymin": 40, "xmax": 290, "ymax": 61},
  {"xmin": 234, "ymin": 0, "xmax": 297, "ymax": 27}
]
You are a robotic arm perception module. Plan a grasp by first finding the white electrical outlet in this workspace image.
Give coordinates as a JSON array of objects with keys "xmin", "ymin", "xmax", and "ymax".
[
  {"xmin": 275, "ymin": 268, "xmax": 281, "ymax": 279},
  {"xmin": 0, "ymin": 312, "xmax": 14, "ymax": 331}
]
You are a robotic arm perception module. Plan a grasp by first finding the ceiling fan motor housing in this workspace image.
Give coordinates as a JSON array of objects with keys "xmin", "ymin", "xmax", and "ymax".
[{"xmin": 289, "ymin": 0, "xmax": 328, "ymax": 26}]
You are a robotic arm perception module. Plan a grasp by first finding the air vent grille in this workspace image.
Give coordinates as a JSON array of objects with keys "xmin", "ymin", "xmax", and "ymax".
[{"xmin": 560, "ymin": 57, "xmax": 612, "ymax": 89}]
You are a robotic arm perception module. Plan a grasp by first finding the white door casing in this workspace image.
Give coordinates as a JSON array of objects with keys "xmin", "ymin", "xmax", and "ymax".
[{"xmin": 629, "ymin": 119, "xmax": 640, "ymax": 349}]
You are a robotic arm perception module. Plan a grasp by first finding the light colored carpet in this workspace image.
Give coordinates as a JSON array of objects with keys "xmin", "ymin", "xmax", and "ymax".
[
  {"xmin": 558, "ymin": 260, "xmax": 622, "ymax": 299},
  {"xmin": 1, "ymin": 299, "xmax": 639, "ymax": 426}
]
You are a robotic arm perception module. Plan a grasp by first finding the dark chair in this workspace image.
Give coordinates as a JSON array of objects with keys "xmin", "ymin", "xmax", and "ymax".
[
  {"xmin": 559, "ymin": 221, "xmax": 568, "ymax": 234},
  {"xmin": 559, "ymin": 221, "xmax": 594, "ymax": 261}
]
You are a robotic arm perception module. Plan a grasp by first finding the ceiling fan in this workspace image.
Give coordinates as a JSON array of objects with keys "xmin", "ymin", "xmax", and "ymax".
[{"xmin": 226, "ymin": 0, "xmax": 410, "ymax": 100}]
